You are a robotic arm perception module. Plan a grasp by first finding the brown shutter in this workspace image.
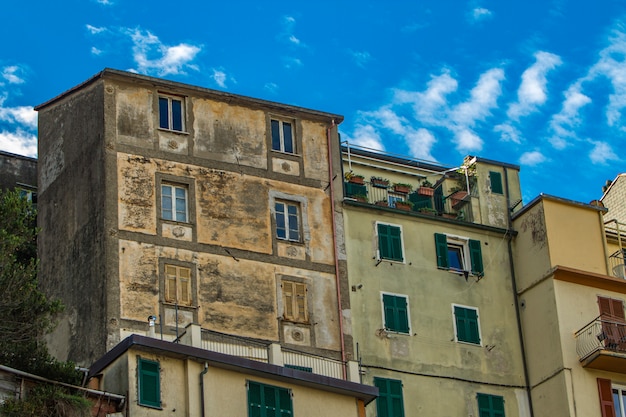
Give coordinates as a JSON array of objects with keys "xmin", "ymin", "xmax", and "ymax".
[
  {"xmin": 283, "ymin": 281, "xmax": 294, "ymax": 320},
  {"xmin": 597, "ymin": 378, "xmax": 616, "ymax": 417},
  {"xmin": 179, "ymin": 268, "xmax": 191, "ymax": 306},
  {"xmin": 611, "ymin": 298, "xmax": 626, "ymax": 321},
  {"xmin": 165, "ymin": 265, "xmax": 177, "ymax": 303}
]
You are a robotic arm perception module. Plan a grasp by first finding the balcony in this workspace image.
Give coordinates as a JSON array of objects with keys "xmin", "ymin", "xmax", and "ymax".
[
  {"xmin": 175, "ymin": 325, "xmax": 358, "ymax": 381},
  {"xmin": 575, "ymin": 316, "xmax": 626, "ymax": 373},
  {"xmin": 344, "ymin": 178, "xmax": 473, "ymax": 222}
]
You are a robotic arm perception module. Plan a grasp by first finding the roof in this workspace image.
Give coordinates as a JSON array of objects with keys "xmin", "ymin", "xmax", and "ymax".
[
  {"xmin": 34, "ymin": 68, "xmax": 344, "ymax": 124},
  {"xmin": 89, "ymin": 334, "xmax": 378, "ymax": 405},
  {"xmin": 512, "ymin": 193, "xmax": 608, "ymax": 220}
]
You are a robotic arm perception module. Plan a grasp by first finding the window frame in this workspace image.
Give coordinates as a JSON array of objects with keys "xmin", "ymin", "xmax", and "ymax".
[
  {"xmin": 275, "ymin": 200, "xmax": 301, "ymax": 243},
  {"xmin": 160, "ymin": 182, "xmax": 189, "ymax": 223},
  {"xmin": 381, "ymin": 292, "xmax": 411, "ymax": 334},
  {"xmin": 476, "ymin": 393, "xmax": 505, "ymax": 417},
  {"xmin": 158, "ymin": 94, "xmax": 185, "ymax": 132},
  {"xmin": 435, "ymin": 233, "xmax": 483, "ymax": 276},
  {"xmin": 376, "ymin": 222, "xmax": 405, "ymax": 262},
  {"xmin": 247, "ymin": 380, "xmax": 293, "ymax": 417},
  {"xmin": 282, "ymin": 280, "xmax": 308, "ymax": 323},
  {"xmin": 373, "ymin": 377, "xmax": 405, "ymax": 417},
  {"xmin": 613, "ymin": 383, "xmax": 626, "ymax": 417},
  {"xmin": 164, "ymin": 264, "xmax": 193, "ymax": 306},
  {"xmin": 452, "ymin": 304, "xmax": 482, "ymax": 345},
  {"xmin": 270, "ymin": 118, "xmax": 296, "ymax": 154},
  {"xmin": 137, "ymin": 357, "xmax": 161, "ymax": 409}
]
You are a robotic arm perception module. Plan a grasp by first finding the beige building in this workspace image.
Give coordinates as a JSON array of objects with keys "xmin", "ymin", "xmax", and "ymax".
[
  {"xmin": 341, "ymin": 145, "xmax": 530, "ymax": 417},
  {"xmin": 35, "ymin": 69, "xmax": 352, "ymax": 377},
  {"xmin": 512, "ymin": 194, "xmax": 626, "ymax": 417},
  {"xmin": 88, "ymin": 332, "xmax": 376, "ymax": 417}
]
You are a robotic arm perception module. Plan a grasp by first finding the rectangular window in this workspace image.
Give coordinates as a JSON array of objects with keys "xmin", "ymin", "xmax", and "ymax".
[
  {"xmin": 612, "ymin": 382, "xmax": 626, "ymax": 417},
  {"xmin": 454, "ymin": 305, "xmax": 481, "ymax": 345},
  {"xmin": 374, "ymin": 377, "xmax": 405, "ymax": 417},
  {"xmin": 382, "ymin": 293, "xmax": 410, "ymax": 334},
  {"xmin": 275, "ymin": 201, "xmax": 300, "ymax": 242},
  {"xmin": 378, "ymin": 223, "xmax": 403, "ymax": 262},
  {"xmin": 598, "ymin": 296, "xmax": 626, "ymax": 350},
  {"xmin": 164, "ymin": 265, "xmax": 192, "ymax": 306},
  {"xmin": 161, "ymin": 183, "xmax": 188, "ymax": 222},
  {"xmin": 248, "ymin": 381, "xmax": 292, "ymax": 417},
  {"xmin": 271, "ymin": 119, "xmax": 295, "ymax": 153},
  {"xmin": 138, "ymin": 358, "xmax": 160, "ymax": 408},
  {"xmin": 477, "ymin": 393, "xmax": 505, "ymax": 417},
  {"xmin": 435, "ymin": 233, "xmax": 483, "ymax": 276},
  {"xmin": 282, "ymin": 281, "xmax": 307, "ymax": 322},
  {"xmin": 489, "ymin": 171, "xmax": 503, "ymax": 194},
  {"xmin": 159, "ymin": 95, "xmax": 184, "ymax": 131}
]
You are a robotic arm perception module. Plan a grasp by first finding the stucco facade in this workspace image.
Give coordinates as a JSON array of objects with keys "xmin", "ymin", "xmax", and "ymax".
[
  {"xmin": 341, "ymin": 146, "xmax": 530, "ymax": 417},
  {"xmin": 35, "ymin": 69, "xmax": 351, "ymax": 368}
]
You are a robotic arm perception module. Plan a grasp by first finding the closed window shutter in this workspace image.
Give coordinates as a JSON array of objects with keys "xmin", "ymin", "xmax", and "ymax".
[
  {"xmin": 138, "ymin": 359, "xmax": 160, "ymax": 408},
  {"xmin": 396, "ymin": 296, "xmax": 409, "ymax": 333},
  {"xmin": 279, "ymin": 387, "xmax": 293, "ymax": 416},
  {"xmin": 599, "ymin": 296, "xmax": 625, "ymax": 321},
  {"xmin": 597, "ymin": 378, "xmax": 616, "ymax": 417},
  {"xmin": 295, "ymin": 283, "xmax": 307, "ymax": 321},
  {"xmin": 435, "ymin": 233, "xmax": 449, "ymax": 268},
  {"xmin": 283, "ymin": 282, "xmax": 294, "ymax": 319},
  {"xmin": 455, "ymin": 306, "xmax": 480, "ymax": 344},
  {"xmin": 374, "ymin": 378, "xmax": 404, "ymax": 417},
  {"xmin": 165, "ymin": 266, "xmax": 177, "ymax": 303},
  {"xmin": 477, "ymin": 393, "xmax": 505, "ymax": 417},
  {"xmin": 378, "ymin": 224, "xmax": 391, "ymax": 259},
  {"xmin": 469, "ymin": 239, "xmax": 484, "ymax": 276},
  {"xmin": 389, "ymin": 226, "xmax": 403, "ymax": 261},
  {"xmin": 489, "ymin": 171, "xmax": 503, "ymax": 194},
  {"xmin": 383, "ymin": 294, "xmax": 397, "ymax": 331},
  {"xmin": 248, "ymin": 381, "xmax": 262, "ymax": 417},
  {"xmin": 179, "ymin": 268, "xmax": 191, "ymax": 305}
]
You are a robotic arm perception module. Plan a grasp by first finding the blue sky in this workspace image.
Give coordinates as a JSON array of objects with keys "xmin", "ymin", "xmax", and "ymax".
[{"xmin": 0, "ymin": 1, "xmax": 624, "ymax": 204}]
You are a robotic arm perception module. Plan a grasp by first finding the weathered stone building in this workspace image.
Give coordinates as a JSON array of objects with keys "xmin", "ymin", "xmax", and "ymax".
[
  {"xmin": 0, "ymin": 150, "xmax": 37, "ymax": 199},
  {"xmin": 35, "ymin": 69, "xmax": 351, "ymax": 368}
]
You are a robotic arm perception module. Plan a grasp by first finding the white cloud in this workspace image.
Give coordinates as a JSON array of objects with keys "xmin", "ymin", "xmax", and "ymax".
[
  {"xmin": 283, "ymin": 57, "xmax": 303, "ymax": 69},
  {"xmin": 86, "ymin": 24, "xmax": 106, "ymax": 35},
  {"xmin": 548, "ymin": 83, "xmax": 591, "ymax": 149},
  {"xmin": 128, "ymin": 29, "xmax": 201, "ymax": 76},
  {"xmin": 471, "ymin": 7, "xmax": 493, "ymax": 22},
  {"xmin": 494, "ymin": 123, "xmax": 522, "ymax": 143},
  {"xmin": 95, "ymin": 0, "xmax": 113, "ymax": 5},
  {"xmin": 507, "ymin": 51, "xmax": 562, "ymax": 120},
  {"xmin": 519, "ymin": 151, "xmax": 546, "ymax": 166},
  {"xmin": 451, "ymin": 68, "xmax": 504, "ymax": 128},
  {"xmin": 406, "ymin": 128, "xmax": 437, "ymax": 161},
  {"xmin": 394, "ymin": 70, "xmax": 457, "ymax": 125},
  {"xmin": 212, "ymin": 69, "xmax": 227, "ymax": 88},
  {"xmin": 351, "ymin": 51, "xmax": 371, "ymax": 68},
  {"xmin": 91, "ymin": 47, "xmax": 103, "ymax": 56},
  {"xmin": 589, "ymin": 141, "xmax": 618, "ymax": 164},
  {"xmin": 0, "ymin": 130, "xmax": 37, "ymax": 157},
  {"xmin": 347, "ymin": 124, "xmax": 385, "ymax": 151},
  {"xmin": 289, "ymin": 35, "xmax": 301, "ymax": 45},
  {"xmin": 264, "ymin": 82, "xmax": 278, "ymax": 94},
  {"xmin": 2, "ymin": 66, "xmax": 25, "ymax": 84},
  {"xmin": 0, "ymin": 97, "xmax": 37, "ymax": 128}
]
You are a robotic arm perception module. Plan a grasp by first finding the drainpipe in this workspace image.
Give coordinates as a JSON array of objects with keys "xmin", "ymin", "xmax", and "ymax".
[
  {"xmin": 327, "ymin": 119, "xmax": 347, "ymax": 379},
  {"xmin": 504, "ymin": 168, "xmax": 535, "ymax": 417},
  {"xmin": 200, "ymin": 362, "xmax": 209, "ymax": 417}
]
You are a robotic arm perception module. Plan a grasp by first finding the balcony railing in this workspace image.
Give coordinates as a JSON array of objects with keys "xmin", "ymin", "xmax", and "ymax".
[
  {"xmin": 575, "ymin": 316, "xmax": 626, "ymax": 360},
  {"xmin": 344, "ymin": 179, "xmax": 472, "ymax": 222}
]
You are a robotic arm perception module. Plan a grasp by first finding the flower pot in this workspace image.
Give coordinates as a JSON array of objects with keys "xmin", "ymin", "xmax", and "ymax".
[
  {"xmin": 371, "ymin": 179, "xmax": 390, "ymax": 188},
  {"xmin": 349, "ymin": 177, "xmax": 365, "ymax": 185},
  {"xmin": 394, "ymin": 185, "xmax": 411, "ymax": 194},
  {"xmin": 395, "ymin": 202, "xmax": 411, "ymax": 211},
  {"xmin": 418, "ymin": 187, "xmax": 434, "ymax": 196},
  {"xmin": 375, "ymin": 201, "xmax": 389, "ymax": 207}
]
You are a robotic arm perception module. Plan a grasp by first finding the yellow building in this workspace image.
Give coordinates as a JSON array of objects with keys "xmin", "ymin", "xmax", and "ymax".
[
  {"xmin": 35, "ymin": 69, "xmax": 353, "ymax": 379},
  {"xmin": 341, "ymin": 145, "xmax": 530, "ymax": 417},
  {"xmin": 512, "ymin": 194, "xmax": 626, "ymax": 417}
]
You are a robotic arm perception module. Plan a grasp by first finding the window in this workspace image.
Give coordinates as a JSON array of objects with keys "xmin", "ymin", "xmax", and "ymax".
[
  {"xmin": 453, "ymin": 305, "xmax": 481, "ymax": 345},
  {"xmin": 598, "ymin": 296, "xmax": 625, "ymax": 350},
  {"xmin": 271, "ymin": 119, "xmax": 295, "ymax": 153},
  {"xmin": 159, "ymin": 95, "xmax": 184, "ymax": 132},
  {"xmin": 489, "ymin": 171, "xmax": 503, "ymax": 194},
  {"xmin": 161, "ymin": 183, "xmax": 188, "ymax": 222},
  {"xmin": 377, "ymin": 223, "xmax": 403, "ymax": 262},
  {"xmin": 164, "ymin": 265, "xmax": 192, "ymax": 306},
  {"xmin": 612, "ymin": 382, "xmax": 626, "ymax": 417},
  {"xmin": 435, "ymin": 233, "xmax": 483, "ymax": 276},
  {"xmin": 382, "ymin": 293, "xmax": 410, "ymax": 334},
  {"xmin": 388, "ymin": 194, "xmax": 405, "ymax": 208},
  {"xmin": 248, "ymin": 381, "xmax": 292, "ymax": 417},
  {"xmin": 275, "ymin": 201, "xmax": 300, "ymax": 242},
  {"xmin": 138, "ymin": 358, "xmax": 160, "ymax": 408},
  {"xmin": 374, "ymin": 377, "xmax": 405, "ymax": 417},
  {"xmin": 282, "ymin": 281, "xmax": 307, "ymax": 322},
  {"xmin": 477, "ymin": 393, "xmax": 505, "ymax": 417}
]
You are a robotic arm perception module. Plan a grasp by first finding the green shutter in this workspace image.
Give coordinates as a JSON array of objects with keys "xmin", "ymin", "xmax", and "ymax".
[
  {"xmin": 435, "ymin": 233, "xmax": 449, "ymax": 268},
  {"xmin": 249, "ymin": 382, "xmax": 262, "ymax": 417},
  {"xmin": 138, "ymin": 358, "xmax": 160, "ymax": 408},
  {"xmin": 408, "ymin": 193, "xmax": 432, "ymax": 210},
  {"xmin": 379, "ymin": 224, "xmax": 403, "ymax": 261},
  {"xmin": 345, "ymin": 182, "xmax": 367, "ymax": 198},
  {"xmin": 374, "ymin": 378, "xmax": 405, "ymax": 417},
  {"xmin": 477, "ymin": 393, "xmax": 505, "ymax": 417},
  {"xmin": 455, "ymin": 306, "xmax": 480, "ymax": 344},
  {"xmin": 378, "ymin": 224, "xmax": 391, "ymax": 259},
  {"xmin": 383, "ymin": 294, "xmax": 409, "ymax": 333},
  {"xmin": 489, "ymin": 171, "xmax": 503, "ymax": 194},
  {"xmin": 469, "ymin": 239, "xmax": 484, "ymax": 276},
  {"xmin": 389, "ymin": 225, "xmax": 403, "ymax": 261},
  {"xmin": 248, "ymin": 381, "xmax": 292, "ymax": 417}
]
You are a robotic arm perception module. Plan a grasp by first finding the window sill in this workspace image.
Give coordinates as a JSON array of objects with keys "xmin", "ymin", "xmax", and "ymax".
[
  {"xmin": 455, "ymin": 339, "xmax": 482, "ymax": 347},
  {"xmin": 378, "ymin": 257, "xmax": 405, "ymax": 264},
  {"xmin": 162, "ymin": 302, "xmax": 197, "ymax": 310},
  {"xmin": 277, "ymin": 238, "xmax": 304, "ymax": 246},
  {"xmin": 160, "ymin": 219, "xmax": 194, "ymax": 226},
  {"xmin": 138, "ymin": 403, "xmax": 162, "ymax": 410},
  {"xmin": 384, "ymin": 329, "xmax": 411, "ymax": 336},
  {"xmin": 270, "ymin": 150, "xmax": 301, "ymax": 158},
  {"xmin": 157, "ymin": 127, "xmax": 190, "ymax": 135}
]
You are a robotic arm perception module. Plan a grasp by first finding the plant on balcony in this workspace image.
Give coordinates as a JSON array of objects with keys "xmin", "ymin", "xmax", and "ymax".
[
  {"xmin": 417, "ymin": 207, "xmax": 437, "ymax": 215},
  {"xmin": 395, "ymin": 200, "xmax": 413, "ymax": 211},
  {"xmin": 352, "ymin": 194, "xmax": 368, "ymax": 203},
  {"xmin": 370, "ymin": 176, "xmax": 390, "ymax": 188},
  {"xmin": 417, "ymin": 179, "xmax": 435, "ymax": 196},
  {"xmin": 375, "ymin": 200, "xmax": 389, "ymax": 207},
  {"xmin": 393, "ymin": 183, "xmax": 413, "ymax": 194},
  {"xmin": 345, "ymin": 172, "xmax": 365, "ymax": 185}
]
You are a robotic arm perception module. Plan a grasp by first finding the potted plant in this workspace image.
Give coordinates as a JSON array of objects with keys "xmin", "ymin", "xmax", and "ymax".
[
  {"xmin": 417, "ymin": 179, "xmax": 434, "ymax": 196},
  {"xmin": 393, "ymin": 183, "xmax": 413, "ymax": 194},
  {"xmin": 375, "ymin": 200, "xmax": 389, "ymax": 207},
  {"xmin": 370, "ymin": 176, "xmax": 390, "ymax": 188},
  {"xmin": 395, "ymin": 200, "xmax": 413, "ymax": 211},
  {"xmin": 352, "ymin": 194, "xmax": 368, "ymax": 203},
  {"xmin": 345, "ymin": 172, "xmax": 365, "ymax": 185},
  {"xmin": 417, "ymin": 207, "xmax": 437, "ymax": 216}
]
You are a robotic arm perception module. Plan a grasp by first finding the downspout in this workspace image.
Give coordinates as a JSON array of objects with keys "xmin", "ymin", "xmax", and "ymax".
[
  {"xmin": 504, "ymin": 167, "xmax": 535, "ymax": 417},
  {"xmin": 327, "ymin": 119, "xmax": 347, "ymax": 379},
  {"xmin": 200, "ymin": 362, "xmax": 209, "ymax": 417}
]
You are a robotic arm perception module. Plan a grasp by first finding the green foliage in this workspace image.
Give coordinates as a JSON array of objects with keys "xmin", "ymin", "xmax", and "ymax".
[
  {"xmin": 0, "ymin": 190, "xmax": 80, "ymax": 385},
  {"xmin": 0, "ymin": 384, "xmax": 91, "ymax": 417}
]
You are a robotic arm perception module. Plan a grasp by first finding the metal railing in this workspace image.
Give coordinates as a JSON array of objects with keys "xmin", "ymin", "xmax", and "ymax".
[
  {"xmin": 344, "ymin": 180, "xmax": 472, "ymax": 221},
  {"xmin": 609, "ymin": 250, "xmax": 626, "ymax": 279},
  {"xmin": 575, "ymin": 316, "xmax": 626, "ymax": 359},
  {"xmin": 282, "ymin": 347, "xmax": 344, "ymax": 379},
  {"xmin": 199, "ymin": 328, "xmax": 348, "ymax": 379}
]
